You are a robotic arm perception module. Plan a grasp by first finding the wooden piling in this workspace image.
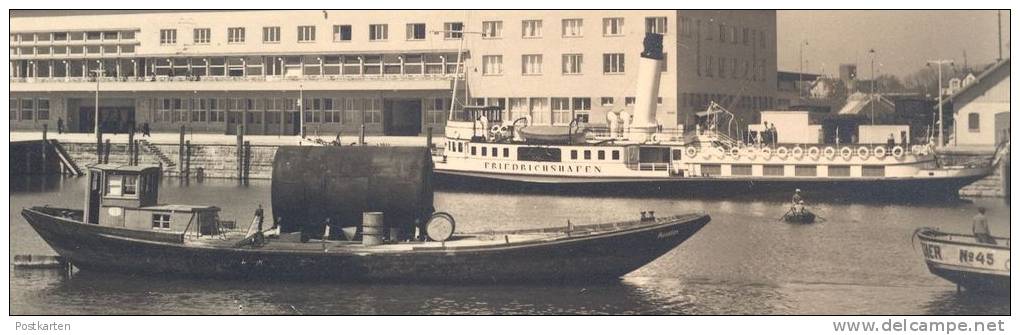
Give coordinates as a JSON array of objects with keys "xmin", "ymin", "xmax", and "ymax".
[
  {"xmin": 41, "ymin": 124, "xmax": 48, "ymax": 175},
  {"xmin": 360, "ymin": 124, "xmax": 366, "ymax": 145},
  {"xmin": 236, "ymin": 125, "xmax": 244, "ymax": 182},
  {"xmin": 178, "ymin": 125, "xmax": 186, "ymax": 173},
  {"xmin": 103, "ymin": 139, "xmax": 111, "ymax": 164},
  {"xmin": 243, "ymin": 140, "xmax": 251, "ymax": 185},
  {"xmin": 185, "ymin": 140, "xmax": 192, "ymax": 181},
  {"xmin": 96, "ymin": 129, "xmax": 104, "ymax": 163}
]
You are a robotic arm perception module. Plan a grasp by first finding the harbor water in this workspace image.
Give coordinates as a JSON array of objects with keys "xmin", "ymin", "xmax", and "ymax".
[{"xmin": 9, "ymin": 176, "xmax": 1010, "ymax": 315}]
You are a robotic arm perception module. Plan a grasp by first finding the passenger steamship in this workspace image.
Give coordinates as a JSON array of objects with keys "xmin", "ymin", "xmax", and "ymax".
[{"xmin": 432, "ymin": 33, "xmax": 992, "ymax": 197}]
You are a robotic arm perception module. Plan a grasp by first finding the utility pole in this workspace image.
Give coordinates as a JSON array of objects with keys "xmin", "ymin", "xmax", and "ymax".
[
  {"xmin": 431, "ymin": 26, "xmax": 485, "ymax": 122},
  {"xmin": 927, "ymin": 59, "xmax": 954, "ymax": 148},
  {"xmin": 998, "ymin": 10, "xmax": 1003, "ymax": 61}
]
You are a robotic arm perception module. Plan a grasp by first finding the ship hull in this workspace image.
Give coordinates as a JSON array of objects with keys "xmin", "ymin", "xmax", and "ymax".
[
  {"xmin": 434, "ymin": 169, "xmax": 986, "ymax": 200},
  {"xmin": 22, "ymin": 207, "xmax": 709, "ymax": 283},
  {"xmin": 915, "ymin": 228, "xmax": 1010, "ymax": 294}
]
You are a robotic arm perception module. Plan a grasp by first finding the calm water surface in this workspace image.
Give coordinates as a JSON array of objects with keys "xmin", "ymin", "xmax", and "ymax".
[{"xmin": 9, "ymin": 176, "xmax": 1010, "ymax": 315}]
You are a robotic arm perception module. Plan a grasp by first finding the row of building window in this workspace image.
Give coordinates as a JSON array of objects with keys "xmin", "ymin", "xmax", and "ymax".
[
  {"xmin": 9, "ymin": 98, "xmax": 50, "ymax": 121},
  {"xmin": 680, "ymin": 16, "xmax": 769, "ymax": 49},
  {"xmin": 153, "ymin": 17, "xmax": 671, "ymax": 46},
  {"xmin": 11, "ymin": 30, "xmax": 137, "ymax": 43},
  {"xmin": 481, "ymin": 53, "xmax": 667, "ymax": 76},
  {"xmin": 146, "ymin": 97, "xmax": 449, "ymax": 125},
  {"xmin": 698, "ymin": 56, "xmax": 769, "ymax": 82},
  {"xmin": 682, "ymin": 93, "xmax": 774, "ymax": 111},
  {"xmin": 12, "ymin": 44, "xmax": 136, "ymax": 56}
]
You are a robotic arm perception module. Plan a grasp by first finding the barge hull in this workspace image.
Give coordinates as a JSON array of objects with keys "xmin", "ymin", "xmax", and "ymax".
[{"xmin": 22, "ymin": 208, "xmax": 708, "ymax": 283}]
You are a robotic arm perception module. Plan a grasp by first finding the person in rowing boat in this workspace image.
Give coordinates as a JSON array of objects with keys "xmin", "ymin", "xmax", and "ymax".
[
  {"xmin": 972, "ymin": 207, "xmax": 995, "ymax": 245},
  {"xmin": 792, "ymin": 189, "xmax": 804, "ymax": 205}
]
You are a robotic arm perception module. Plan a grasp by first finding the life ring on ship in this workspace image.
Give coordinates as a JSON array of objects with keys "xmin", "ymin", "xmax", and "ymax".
[
  {"xmin": 715, "ymin": 147, "xmax": 727, "ymax": 159},
  {"xmin": 873, "ymin": 146, "xmax": 887, "ymax": 157},
  {"xmin": 685, "ymin": 146, "xmax": 698, "ymax": 158},
  {"xmin": 729, "ymin": 147, "xmax": 741, "ymax": 158},
  {"xmin": 791, "ymin": 147, "xmax": 804, "ymax": 159},
  {"xmin": 776, "ymin": 147, "xmax": 789, "ymax": 158},
  {"xmin": 857, "ymin": 146, "xmax": 871, "ymax": 159},
  {"xmin": 761, "ymin": 147, "xmax": 773, "ymax": 159},
  {"xmin": 911, "ymin": 145, "xmax": 923, "ymax": 156},
  {"xmin": 807, "ymin": 147, "xmax": 821, "ymax": 159},
  {"xmin": 743, "ymin": 147, "xmax": 757, "ymax": 159},
  {"xmin": 840, "ymin": 147, "xmax": 853, "ymax": 160},
  {"xmin": 823, "ymin": 147, "xmax": 836, "ymax": 159},
  {"xmin": 891, "ymin": 146, "xmax": 905, "ymax": 158}
]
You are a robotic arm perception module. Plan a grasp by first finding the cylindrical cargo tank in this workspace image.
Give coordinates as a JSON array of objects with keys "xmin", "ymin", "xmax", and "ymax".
[{"xmin": 271, "ymin": 146, "xmax": 434, "ymax": 239}]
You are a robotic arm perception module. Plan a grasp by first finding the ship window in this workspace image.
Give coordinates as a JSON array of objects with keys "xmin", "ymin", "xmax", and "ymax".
[
  {"xmin": 471, "ymin": 146, "xmax": 476, "ymax": 155},
  {"xmin": 503, "ymin": 148, "xmax": 510, "ymax": 157},
  {"xmin": 862, "ymin": 166, "xmax": 885, "ymax": 177},
  {"xmin": 731, "ymin": 164, "xmax": 752, "ymax": 176},
  {"xmin": 518, "ymin": 147, "xmax": 561, "ymax": 162},
  {"xmin": 458, "ymin": 142, "xmax": 463, "ymax": 152},
  {"xmin": 763, "ymin": 165, "xmax": 785, "ymax": 176},
  {"xmin": 482, "ymin": 147, "xmax": 488, "ymax": 156},
  {"xmin": 152, "ymin": 214, "xmax": 171, "ymax": 230},
  {"xmin": 123, "ymin": 175, "xmax": 138, "ymax": 195},
  {"xmin": 106, "ymin": 176, "xmax": 123, "ymax": 196},
  {"xmin": 584, "ymin": 150, "xmax": 592, "ymax": 160},
  {"xmin": 598, "ymin": 150, "xmax": 605, "ymax": 160},
  {"xmin": 571, "ymin": 150, "xmax": 578, "ymax": 160},
  {"xmin": 828, "ymin": 165, "xmax": 851, "ymax": 177},
  {"xmin": 795, "ymin": 165, "xmax": 817, "ymax": 177},
  {"xmin": 701, "ymin": 164, "xmax": 721, "ymax": 176},
  {"xmin": 492, "ymin": 147, "xmax": 498, "ymax": 157},
  {"xmin": 612, "ymin": 150, "xmax": 620, "ymax": 160}
]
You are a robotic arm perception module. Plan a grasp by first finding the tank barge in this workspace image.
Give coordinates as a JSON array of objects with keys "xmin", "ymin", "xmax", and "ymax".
[{"xmin": 21, "ymin": 147, "xmax": 709, "ymax": 282}]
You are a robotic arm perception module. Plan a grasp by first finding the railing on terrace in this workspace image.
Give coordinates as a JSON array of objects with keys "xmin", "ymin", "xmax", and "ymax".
[
  {"xmin": 10, "ymin": 73, "xmax": 463, "ymax": 84},
  {"xmin": 627, "ymin": 162, "xmax": 671, "ymax": 171}
]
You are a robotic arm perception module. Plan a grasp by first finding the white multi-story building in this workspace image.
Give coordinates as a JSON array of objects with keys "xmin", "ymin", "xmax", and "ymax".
[{"xmin": 10, "ymin": 10, "xmax": 777, "ymax": 136}]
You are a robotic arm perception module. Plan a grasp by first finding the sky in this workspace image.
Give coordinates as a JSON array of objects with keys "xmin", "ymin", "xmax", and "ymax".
[{"xmin": 777, "ymin": 10, "xmax": 1010, "ymax": 78}]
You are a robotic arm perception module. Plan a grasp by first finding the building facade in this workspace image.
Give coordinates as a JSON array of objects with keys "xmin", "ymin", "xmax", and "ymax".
[
  {"xmin": 943, "ymin": 58, "xmax": 1010, "ymax": 148},
  {"xmin": 10, "ymin": 10, "xmax": 777, "ymax": 136}
]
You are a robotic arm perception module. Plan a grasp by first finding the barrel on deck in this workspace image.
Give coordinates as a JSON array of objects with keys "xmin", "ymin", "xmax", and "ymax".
[
  {"xmin": 271, "ymin": 146, "xmax": 434, "ymax": 238},
  {"xmin": 362, "ymin": 212, "xmax": 385, "ymax": 245}
]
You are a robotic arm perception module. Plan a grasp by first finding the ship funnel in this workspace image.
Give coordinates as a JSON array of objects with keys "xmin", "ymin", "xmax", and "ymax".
[{"xmin": 629, "ymin": 33, "xmax": 664, "ymax": 142}]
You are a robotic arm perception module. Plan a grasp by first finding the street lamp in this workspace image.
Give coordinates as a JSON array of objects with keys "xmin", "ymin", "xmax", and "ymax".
[
  {"xmin": 90, "ymin": 68, "xmax": 104, "ymax": 139},
  {"xmin": 927, "ymin": 59, "xmax": 954, "ymax": 148}
]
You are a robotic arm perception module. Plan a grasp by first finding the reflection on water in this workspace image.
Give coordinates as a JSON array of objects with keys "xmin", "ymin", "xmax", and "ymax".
[{"xmin": 9, "ymin": 176, "xmax": 1010, "ymax": 315}]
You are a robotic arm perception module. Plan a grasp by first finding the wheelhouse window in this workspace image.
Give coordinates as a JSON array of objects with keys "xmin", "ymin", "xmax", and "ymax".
[
  {"xmin": 123, "ymin": 175, "xmax": 138, "ymax": 195},
  {"xmin": 152, "ymin": 214, "xmax": 171, "ymax": 230},
  {"xmin": 518, "ymin": 147, "xmax": 561, "ymax": 162}
]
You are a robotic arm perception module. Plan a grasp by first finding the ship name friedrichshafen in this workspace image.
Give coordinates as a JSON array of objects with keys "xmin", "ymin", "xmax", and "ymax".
[{"xmin": 484, "ymin": 161, "xmax": 603, "ymax": 174}]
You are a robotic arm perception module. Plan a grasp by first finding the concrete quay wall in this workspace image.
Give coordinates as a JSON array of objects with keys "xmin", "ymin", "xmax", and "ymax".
[{"xmin": 63, "ymin": 142, "xmax": 278, "ymax": 179}]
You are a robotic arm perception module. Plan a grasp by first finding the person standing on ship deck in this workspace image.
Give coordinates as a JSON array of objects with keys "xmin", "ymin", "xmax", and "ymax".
[{"xmin": 972, "ymin": 207, "xmax": 995, "ymax": 244}]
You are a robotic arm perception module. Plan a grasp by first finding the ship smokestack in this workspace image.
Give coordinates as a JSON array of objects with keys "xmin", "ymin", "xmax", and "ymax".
[{"xmin": 630, "ymin": 33, "xmax": 664, "ymax": 142}]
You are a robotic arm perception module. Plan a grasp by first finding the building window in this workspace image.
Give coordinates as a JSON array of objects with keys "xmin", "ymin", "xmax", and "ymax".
[
  {"xmin": 425, "ymin": 98, "xmax": 447, "ymax": 124},
  {"xmin": 603, "ymin": 17, "xmax": 624, "ymax": 36},
  {"xmin": 603, "ymin": 53, "xmax": 625, "ymax": 74},
  {"xmin": 406, "ymin": 23, "xmax": 426, "ymax": 41},
  {"xmin": 719, "ymin": 23, "xmax": 727, "ymax": 42},
  {"xmin": 624, "ymin": 97, "xmax": 636, "ymax": 106},
  {"xmin": 572, "ymin": 97, "xmax": 591, "ymax": 123},
  {"xmin": 36, "ymin": 99, "xmax": 49, "ymax": 120},
  {"xmin": 680, "ymin": 17, "xmax": 693, "ymax": 37},
  {"xmin": 551, "ymin": 97, "xmax": 571, "ymax": 125},
  {"xmin": 364, "ymin": 98, "xmax": 382, "ymax": 124},
  {"xmin": 482, "ymin": 21, "xmax": 503, "ymax": 39},
  {"xmin": 522, "ymin": 54, "xmax": 543, "ymax": 75},
  {"xmin": 482, "ymin": 55, "xmax": 503, "ymax": 75},
  {"xmin": 522, "ymin": 20, "xmax": 542, "ymax": 38},
  {"xmin": 343, "ymin": 98, "xmax": 358, "ymax": 124},
  {"xmin": 529, "ymin": 97, "xmax": 550, "ymax": 124},
  {"xmin": 193, "ymin": 28, "xmax": 211, "ymax": 44},
  {"xmin": 159, "ymin": 29, "xmax": 176, "ymax": 45},
  {"xmin": 968, "ymin": 113, "xmax": 980, "ymax": 131},
  {"xmin": 20, "ymin": 98, "xmax": 33, "ymax": 120},
  {"xmin": 9, "ymin": 98, "xmax": 17, "ymax": 121},
  {"xmin": 263, "ymin": 26, "xmax": 281, "ymax": 43},
  {"xmin": 444, "ymin": 22, "xmax": 463, "ymax": 39},
  {"xmin": 600, "ymin": 97, "xmax": 614, "ymax": 106},
  {"xmin": 645, "ymin": 17, "xmax": 667, "ymax": 34},
  {"xmin": 562, "ymin": 54, "xmax": 583, "ymax": 74},
  {"xmin": 562, "ymin": 19, "xmax": 583, "ymax": 37},
  {"xmin": 369, "ymin": 24, "xmax": 388, "ymax": 41},
  {"xmin": 333, "ymin": 25, "xmax": 352, "ymax": 42},
  {"xmin": 227, "ymin": 27, "xmax": 245, "ymax": 44},
  {"xmin": 151, "ymin": 213, "xmax": 171, "ymax": 230},
  {"xmin": 298, "ymin": 26, "xmax": 315, "ymax": 42}
]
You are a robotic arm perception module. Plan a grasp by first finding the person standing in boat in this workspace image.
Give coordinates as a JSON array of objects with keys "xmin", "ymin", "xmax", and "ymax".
[{"xmin": 972, "ymin": 207, "xmax": 995, "ymax": 244}]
